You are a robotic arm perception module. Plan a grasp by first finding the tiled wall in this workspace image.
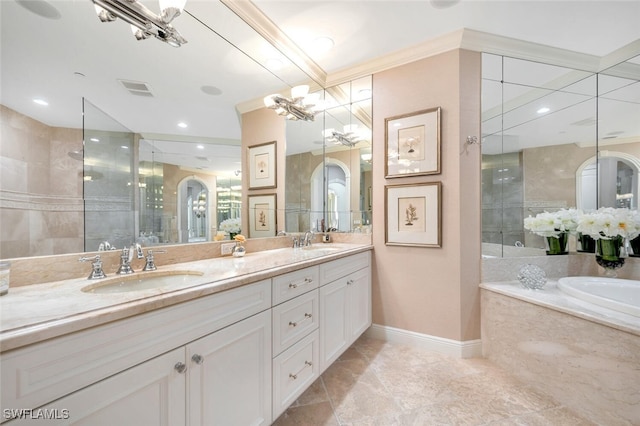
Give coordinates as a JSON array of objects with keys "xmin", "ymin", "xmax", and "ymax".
[{"xmin": 0, "ymin": 105, "xmax": 84, "ymax": 258}]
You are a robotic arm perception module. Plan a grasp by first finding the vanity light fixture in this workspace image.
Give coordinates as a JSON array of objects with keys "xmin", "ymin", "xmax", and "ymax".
[
  {"xmin": 323, "ymin": 126, "xmax": 361, "ymax": 147},
  {"xmin": 92, "ymin": 0, "xmax": 188, "ymax": 47},
  {"xmin": 263, "ymin": 85, "xmax": 320, "ymax": 121}
]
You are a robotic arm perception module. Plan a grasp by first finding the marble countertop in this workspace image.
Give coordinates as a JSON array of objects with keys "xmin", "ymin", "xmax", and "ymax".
[
  {"xmin": 0, "ymin": 243, "xmax": 372, "ymax": 352},
  {"xmin": 480, "ymin": 281, "xmax": 640, "ymax": 337}
]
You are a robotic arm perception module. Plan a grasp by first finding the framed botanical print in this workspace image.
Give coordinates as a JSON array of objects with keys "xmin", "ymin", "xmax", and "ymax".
[
  {"xmin": 385, "ymin": 181, "xmax": 442, "ymax": 247},
  {"xmin": 385, "ymin": 107, "xmax": 441, "ymax": 178},
  {"xmin": 248, "ymin": 141, "xmax": 277, "ymax": 189},
  {"xmin": 248, "ymin": 194, "xmax": 276, "ymax": 238}
]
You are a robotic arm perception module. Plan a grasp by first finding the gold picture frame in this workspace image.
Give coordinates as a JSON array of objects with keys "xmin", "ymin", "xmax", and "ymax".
[
  {"xmin": 385, "ymin": 107, "xmax": 441, "ymax": 178},
  {"xmin": 248, "ymin": 193, "xmax": 276, "ymax": 238},
  {"xmin": 248, "ymin": 141, "xmax": 277, "ymax": 189},
  {"xmin": 385, "ymin": 182, "xmax": 442, "ymax": 247}
]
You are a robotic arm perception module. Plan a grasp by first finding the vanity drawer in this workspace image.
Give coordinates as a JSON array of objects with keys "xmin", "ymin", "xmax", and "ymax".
[
  {"xmin": 319, "ymin": 251, "xmax": 370, "ymax": 285},
  {"xmin": 272, "ymin": 266, "xmax": 319, "ymax": 305},
  {"xmin": 0, "ymin": 279, "xmax": 271, "ymax": 414},
  {"xmin": 272, "ymin": 289, "xmax": 319, "ymax": 356},
  {"xmin": 272, "ymin": 329, "xmax": 320, "ymax": 421}
]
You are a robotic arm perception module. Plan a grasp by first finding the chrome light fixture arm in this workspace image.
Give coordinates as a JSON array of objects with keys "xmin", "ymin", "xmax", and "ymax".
[{"xmin": 92, "ymin": 0, "xmax": 187, "ymax": 47}]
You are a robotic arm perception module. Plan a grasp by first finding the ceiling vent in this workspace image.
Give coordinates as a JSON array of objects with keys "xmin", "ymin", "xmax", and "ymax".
[{"xmin": 119, "ymin": 79, "xmax": 154, "ymax": 97}]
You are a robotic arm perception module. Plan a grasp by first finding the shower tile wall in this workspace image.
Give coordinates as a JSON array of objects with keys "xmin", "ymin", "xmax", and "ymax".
[
  {"xmin": 481, "ymin": 153, "xmax": 524, "ymax": 248},
  {"xmin": 0, "ymin": 105, "xmax": 84, "ymax": 258}
]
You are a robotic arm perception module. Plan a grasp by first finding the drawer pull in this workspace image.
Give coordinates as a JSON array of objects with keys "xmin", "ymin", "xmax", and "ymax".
[
  {"xmin": 347, "ymin": 279, "xmax": 354, "ymax": 285},
  {"xmin": 288, "ymin": 277, "xmax": 313, "ymax": 289},
  {"xmin": 288, "ymin": 313, "xmax": 313, "ymax": 327},
  {"xmin": 174, "ymin": 362, "xmax": 187, "ymax": 374},
  {"xmin": 191, "ymin": 354, "xmax": 204, "ymax": 365},
  {"xmin": 289, "ymin": 361, "xmax": 313, "ymax": 380}
]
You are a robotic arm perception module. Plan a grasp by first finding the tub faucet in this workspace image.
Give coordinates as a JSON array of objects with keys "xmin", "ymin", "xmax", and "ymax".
[{"xmin": 116, "ymin": 244, "xmax": 144, "ymax": 275}]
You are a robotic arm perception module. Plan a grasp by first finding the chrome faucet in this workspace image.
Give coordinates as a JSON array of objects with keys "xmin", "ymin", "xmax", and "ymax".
[
  {"xmin": 142, "ymin": 249, "xmax": 166, "ymax": 271},
  {"xmin": 302, "ymin": 231, "xmax": 313, "ymax": 247},
  {"xmin": 79, "ymin": 255, "xmax": 106, "ymax": 280},
  {"xmin": 116, "ymin": 244, "xmax": 144, "ymax": 275}
]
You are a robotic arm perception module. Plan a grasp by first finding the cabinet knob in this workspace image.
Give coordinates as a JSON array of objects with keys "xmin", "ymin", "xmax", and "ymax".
[
  {"xmin": 191, "ymin": 354, "xmax": 204, "ymax": 365},
  {"xmin": 174, "ymin": 362, "xmax": 187, "ymax": 374}
]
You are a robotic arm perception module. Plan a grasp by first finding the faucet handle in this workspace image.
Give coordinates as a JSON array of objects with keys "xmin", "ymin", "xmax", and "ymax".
[
  {"xmin": 143, "ymin": 249, "xmax": 166, "ymax": 271},
  {"xmin": 79, "ymin": 255, "xmax": 106, "ymax": 280}
]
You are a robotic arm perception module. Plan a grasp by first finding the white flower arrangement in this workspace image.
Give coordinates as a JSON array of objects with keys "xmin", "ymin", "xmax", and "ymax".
[
  {"xmin": 219, "ymin": 217, "xmax": 241, "ymax": 234},
  {"xmin": 523, "ymin": 208, "xmax": 580, "ymax": 238},
  {"xmin": 576, "ymin": 207, "xmax": 640, "ymax": 240}
]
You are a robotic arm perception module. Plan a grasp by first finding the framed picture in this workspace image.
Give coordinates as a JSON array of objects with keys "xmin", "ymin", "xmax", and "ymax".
[
  {"xmin": 385, "ymin": 107, "xmax": 441, "ymax": 178},
  {"xmin": 385, "ymin": 182, "xmax": 442, "ymax": 247},
  {"xmin": 248, "ymin": 141, "xmax": 277, "ymax": 189},
  {"xmin": 248, "ymin": 194, "xmax": 276, "ymax": 238}
]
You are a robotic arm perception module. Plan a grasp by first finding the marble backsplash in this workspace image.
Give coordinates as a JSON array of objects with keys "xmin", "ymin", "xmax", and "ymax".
[
  {"xmin": 3, "ymin": 232, "xmax": 372, "ymax": 288},
  {"xmin": 483, "ymin": 252, "xmax": 640, "ymax": 282}
]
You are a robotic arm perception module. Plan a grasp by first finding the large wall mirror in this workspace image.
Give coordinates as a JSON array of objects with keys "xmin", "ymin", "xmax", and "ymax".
[
  {"xmin": 0, "ymin": 0, "xmax": 371, "ymax": 260},
  {"xmin": 285, "ymin": 76, "xmax": 372, "ymax": 234},
  {"xmin": 482, "ymin": 52, "xmax": 640, "ymax": 257}
]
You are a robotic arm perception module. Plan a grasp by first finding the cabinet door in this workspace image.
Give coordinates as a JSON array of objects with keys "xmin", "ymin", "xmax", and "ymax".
[
  {"xmin": 348, "ymin": 267, "xmax": 372, "ymax": 343},
  {"xmin": 22, "ymin": 348, "xmax": 186, "ymax": 426},
  {"xmin": 187, "ymin": 310, "xmax": 271, "ymax": 426},
  {"xmin": 319, "ymin": 278, "xmax": 349, "ymax": 372}
]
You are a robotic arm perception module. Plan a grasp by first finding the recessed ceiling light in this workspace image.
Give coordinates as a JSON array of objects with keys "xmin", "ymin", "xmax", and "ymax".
[
  {"xmin": 16, "ymin": 0, "xmax": 61, "ymax": 19},
  {"xmin": 312, "ymin": 37, "xmax": 334, "ymax": 54},
  {"xmin": 178, "ymin": 122, "xmax": 188, "ymax": 128},
  {"xmin": 196, "ymin": 144, "xmax": 204, "ymax": 150},
  {"xmin": 33, "ymin": 98, "xmax": 48, "ymax": 106},
  {"xmin": 537, "ymin": 107, "xmax": 550, "ymax": 114},
  {"xmin": 201, "ymin": 85, "xmax": 222, "ymax": 96}
]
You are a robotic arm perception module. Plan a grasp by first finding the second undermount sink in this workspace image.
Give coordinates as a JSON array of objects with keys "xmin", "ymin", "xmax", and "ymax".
[{"xmin": 82, "ymin": 270, "xmax": 204, "ymax": 294}]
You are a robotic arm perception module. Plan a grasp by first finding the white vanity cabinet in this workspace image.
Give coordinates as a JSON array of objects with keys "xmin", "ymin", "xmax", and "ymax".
[
  {"xmin": 186, "ymin": 310, "xmax": 272, "ymax": 425},
  {"xmin": 319, "ymin": 251, "xmax": 371, "ymax": 372},
  {"xmin": 270, "ymin": 266, "xmax": 321, "ymax": 421},
  {"xmin": 1, "ymin": 248, "xmax": 372, "ymax": 426},
  {"xmin": 1, "ymin": 279, "xmax": 272, "ymax": 425}
]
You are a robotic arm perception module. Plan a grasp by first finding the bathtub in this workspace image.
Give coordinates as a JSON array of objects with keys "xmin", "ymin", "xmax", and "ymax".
[
  {"xmin": 480, "ymin": 279, "xmax": 640, "ymax": 424},
  {"xmin": 557, "ymin": 276, "xmax": 640, "ymax": 318}
]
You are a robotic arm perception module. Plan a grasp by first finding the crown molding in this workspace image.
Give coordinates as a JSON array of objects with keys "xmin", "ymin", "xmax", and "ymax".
[{"xmin": 221, "ymin": 0, "xmax": 327, "ymax": 88}]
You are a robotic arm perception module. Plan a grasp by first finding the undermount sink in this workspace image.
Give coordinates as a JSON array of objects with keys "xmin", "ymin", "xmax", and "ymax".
[{"xmin": 82, "ymin": 270, "xmax": 204, "ymax": 294}]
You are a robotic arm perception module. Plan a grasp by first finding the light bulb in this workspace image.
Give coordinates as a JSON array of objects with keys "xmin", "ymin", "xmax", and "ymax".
[{"xmin": 291, "ymin": 85, "xmax": 309, "ymax": 100}]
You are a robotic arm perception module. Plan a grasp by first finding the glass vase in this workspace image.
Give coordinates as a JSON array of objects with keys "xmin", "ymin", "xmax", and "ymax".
[
  {"xmin": 544, "ymin": 232, "xmax": 568, "ymax": 255},
  {"xmin": 629, "ymin": 235, "xmax": 640, "ymax": 258},
  {"xmin": 595, "ymin": 236, "xmax": 625, "ymax": 277},
  {"xmin": 577, "ymin": 232, "xmax": 596, "ymax": 253}
]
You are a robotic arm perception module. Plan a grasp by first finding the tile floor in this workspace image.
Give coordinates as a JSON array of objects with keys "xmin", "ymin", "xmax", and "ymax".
[{"xmin": 273, "ymin": 336, "xmax": 594, "ymax": 426}]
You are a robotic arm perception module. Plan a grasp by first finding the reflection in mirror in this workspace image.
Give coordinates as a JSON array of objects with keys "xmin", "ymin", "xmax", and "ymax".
[
  {"xmin": 482, "ymin": 51, "xmax": 640, "ymax": 258},
  {"xmin": 481, "ymin": 54, "xmax": 598, "ymax": 257},
  {"xmin": 595, "ymin": 54, "xmax": 640, "ymax": 210},
  {"xmin": 284, "ymin": 76, "xmax": 372, "ymax": 234},
  {"xmin": 0, "ymin": 0, "xmax": 311, "ymax": 259},
  {"xmin": 84, "ymin": 99, "xmax": 136, "ymax": 252}
]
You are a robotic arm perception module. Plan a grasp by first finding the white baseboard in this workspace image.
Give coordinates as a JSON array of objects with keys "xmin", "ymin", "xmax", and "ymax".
[{"xmin": 364, "ymin": 324, "xmax": 483, "ymax": 359}]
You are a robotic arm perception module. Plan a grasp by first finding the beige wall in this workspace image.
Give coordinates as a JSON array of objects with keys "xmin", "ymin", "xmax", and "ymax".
[
  {"xmin": 241, "ymin": 108, "xmax": 286, "ymax": 236},
  {"xmin": 371, "ymin": 49, "xmax": 482, "ymax": 342},
  {"xmin": 0, "ymin": 105, "xmax": 84, "ymax": 258}
]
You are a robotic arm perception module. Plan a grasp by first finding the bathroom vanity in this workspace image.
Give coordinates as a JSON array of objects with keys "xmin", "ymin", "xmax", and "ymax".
[{"xmin": 0, "ymin": 244, "xmax": 371, "ymax": 425}]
